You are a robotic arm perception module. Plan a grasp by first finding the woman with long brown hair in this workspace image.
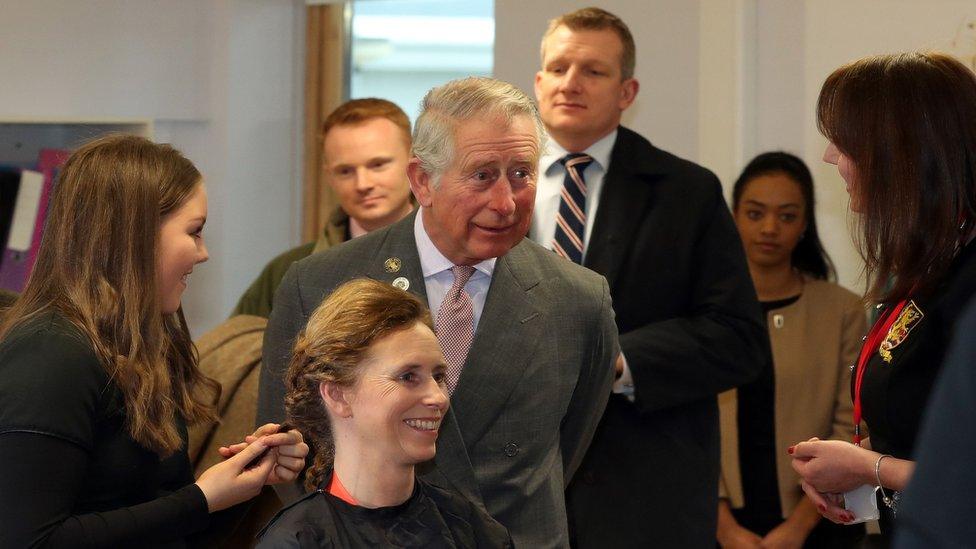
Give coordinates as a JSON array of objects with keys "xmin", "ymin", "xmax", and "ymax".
[
  {"xmin": 790, "ymin": 52, "xmax": 976, "ymax": 543},
  {"xmin": 0, "ymin": 135, "xmax": 307, "ymax": 547}
]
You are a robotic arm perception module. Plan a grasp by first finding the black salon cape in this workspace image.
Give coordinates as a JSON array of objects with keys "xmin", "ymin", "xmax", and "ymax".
[{"xmin": 255, "ymin": 477, "xmax": 512, "ymax": 548}]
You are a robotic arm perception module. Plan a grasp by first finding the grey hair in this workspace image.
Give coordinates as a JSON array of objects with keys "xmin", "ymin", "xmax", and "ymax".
[{"xmin": 412, "ymin": 77, "xmax": 548, "ymax": 184}]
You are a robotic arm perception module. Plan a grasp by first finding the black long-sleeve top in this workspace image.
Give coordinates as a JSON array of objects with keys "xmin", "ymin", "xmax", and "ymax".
[{"xmin": 0, "ymin": 312, "xmax": 211, "ymax": 548}]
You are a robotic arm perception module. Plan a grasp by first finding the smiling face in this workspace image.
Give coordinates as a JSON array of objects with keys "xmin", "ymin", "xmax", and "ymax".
[
  {"xmin": 409, "ymin": 115, "xmax": 540, "ymax": 265},
  {"xmin": 823, "ymin": 141, "xmax": 861, "ymax": 212},
  {"xmin": 324, "ymin": 117, "xmax": 413, "ymax": 231},
  {"xmin": 734, "ymin": 173, "xmax": 807, "ymax": 271},
  {"xmin": 337, "ymin": 322, "xmax": 449, "ymax": 466},
  {"xmin": 535, "ymin": 25, "xmax": 638, "ymax": 152},
  {"xmin": 156, "ymin": 183, "xmax": 209, "ymax": 315}
]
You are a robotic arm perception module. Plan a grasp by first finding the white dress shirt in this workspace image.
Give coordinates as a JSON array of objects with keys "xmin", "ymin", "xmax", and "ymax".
[
  {"xmin": 529, "ymin": 129, "xmax": 618, "ymax": 261},
  {"xmin": 413, "ymin": 212, "xmax": 494, "ymax": 332}
]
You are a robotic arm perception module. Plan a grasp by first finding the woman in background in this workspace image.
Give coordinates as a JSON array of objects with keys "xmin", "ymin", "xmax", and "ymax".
[
  {"xmin": 716, "ymin": 152, "xmax": 866, "ymax": 548},
  {"xmin": 0, "ymin": 135, "xmax": 307, "ymax": 548},
  {"xmin": 257, "ymin": 278, "xmax": 511, "ymax": 548},
  {"xmin": 790, "ymin": 52, "xmax": 976, "ymax": 543}
]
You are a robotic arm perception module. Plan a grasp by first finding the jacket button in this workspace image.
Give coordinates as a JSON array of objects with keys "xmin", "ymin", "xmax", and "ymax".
[{"xmin": 504, "ymin": 442, "xmax": 519, "ymax": 457}]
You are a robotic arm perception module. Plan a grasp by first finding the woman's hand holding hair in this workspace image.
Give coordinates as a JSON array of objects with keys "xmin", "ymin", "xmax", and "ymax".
[
  {"xmin": 218, "ymin": 423, "xmax": 309, "ymax": 485},
  {"xmin": 196, "ymin": 436, "xmax": 276, "ymax": 512}
]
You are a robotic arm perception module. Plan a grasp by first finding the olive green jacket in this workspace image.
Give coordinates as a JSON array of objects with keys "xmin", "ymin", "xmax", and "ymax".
[{"xmin": 231, "ymin": 207, "xmax": 349, "ymax": 318}]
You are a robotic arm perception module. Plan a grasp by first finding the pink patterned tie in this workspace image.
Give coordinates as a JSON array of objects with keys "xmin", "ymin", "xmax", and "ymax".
[{"xmin": 435, "ymin": 265, "xmax": 476, "ymax": 394}]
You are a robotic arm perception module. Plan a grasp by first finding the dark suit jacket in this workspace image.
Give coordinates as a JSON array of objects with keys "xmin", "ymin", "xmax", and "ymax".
[
  {"xmin": 896, "ymin": 297, "xmax": 976, "ymax": 548},
  {"xmin": 565, "ymin": 127, "xmax": 765, "ymax": 548},
  {"xmin": 257, "ymin": 212, "xmax": 618, "ymax": 548}
]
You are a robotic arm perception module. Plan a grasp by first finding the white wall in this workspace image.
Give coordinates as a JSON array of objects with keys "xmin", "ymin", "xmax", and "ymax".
[
  {"xmin": 0, "ymin": 0, "xmax": 305, "ymax": 335},
  {"xmin": 493, "ymin": 0, "xmax": 701, "ymax": 162},
  {"xmin": 762, "ymin": 0, "xmax": 976, "ymax": 290}
]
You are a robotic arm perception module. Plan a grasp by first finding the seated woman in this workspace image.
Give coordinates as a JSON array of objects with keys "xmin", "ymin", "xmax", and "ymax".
[
  {"xmin": 0, "ymin": 135, "xmax": 308, "ymax": 548},
  {"xmin": 716, "ymin": 152, "xmax": 867, "ymax": 548},
  {"xmin": 257, "ymin": 278, "xmax": 511, "ymax": 548}
]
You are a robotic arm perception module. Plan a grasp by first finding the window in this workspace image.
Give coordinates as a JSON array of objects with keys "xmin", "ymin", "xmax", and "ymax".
[{"xmin": 350, "ymin": 0, "xmax": 494, "ymax": 122}]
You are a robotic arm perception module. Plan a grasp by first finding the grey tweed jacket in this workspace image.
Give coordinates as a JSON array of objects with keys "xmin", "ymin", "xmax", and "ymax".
[{"xmin": 257, "ymin": 211, "xmax": 618, "ymax": 548}]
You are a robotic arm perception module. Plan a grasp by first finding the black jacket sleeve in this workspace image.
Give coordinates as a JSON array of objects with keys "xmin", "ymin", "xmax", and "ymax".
[
  {"xmin": 622, "ymin": 176, "xmax": 765, "ymax": 412},
  {"xmin": 0, "ymin": 433, "xmax": 209, "ymax": 548}
]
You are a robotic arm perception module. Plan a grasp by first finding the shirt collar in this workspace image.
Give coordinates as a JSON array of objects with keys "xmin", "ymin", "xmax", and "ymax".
[
  {"xmin": 413, "ymin": 211, "xmax": 496, "ymax": 278},
  {"xmin": 541, "ymin": 128, "xmax": 618, "ymax": 176}
]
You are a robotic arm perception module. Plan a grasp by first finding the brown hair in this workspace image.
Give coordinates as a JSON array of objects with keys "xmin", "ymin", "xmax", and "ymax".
[
  {"xmin": 0, "ymin": 134, "xmax": 219, "ymax": 456},
  {"xmin": 541, "ymin": 7, "xmax": 636, "ymax": 80},
  {"xmin": 284, "ymin": 278, "xmax": 433, "ymax": 492},
  {"xmin": 321, "ymin": 98, "xmax": 412, "ymax": 150},
  {"xmin": 818, "ymin": 52, "xmax": 976, "ymax": 302}
]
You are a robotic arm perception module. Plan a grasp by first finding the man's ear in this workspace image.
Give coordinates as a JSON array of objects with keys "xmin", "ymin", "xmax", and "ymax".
[
  {"xmin": 320, "ymin": 381, "xmax": 353, "ymax": 418},
  {"xmin": 618, "ymin": 78, "xmax": 640, "ymax": 111},
  {"xmin": 407, "ymin": 158, "xmax": 434, "ymax": 207}
]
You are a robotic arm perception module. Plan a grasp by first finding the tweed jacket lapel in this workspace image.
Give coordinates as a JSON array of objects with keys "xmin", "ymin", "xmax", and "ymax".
[
  {"xmin": 448, "ymin": 240, "xmax": 546, "ymax": 446},
  {"xmin": 355, "ymin": 212, "xmax": 427, "ymax": 299}
]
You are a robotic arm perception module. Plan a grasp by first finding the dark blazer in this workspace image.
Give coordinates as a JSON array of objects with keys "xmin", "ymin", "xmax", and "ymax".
[
  {"xmin": 897, "ymin": 296, "xmax": 976, "ymax": 548},
  {"xmin": 565, "ymin": 127, "xmax": 765, "ymax": 548},
  {"xmin": 257, "ymin": 212, "xmax": 618, "ymax": 548}
]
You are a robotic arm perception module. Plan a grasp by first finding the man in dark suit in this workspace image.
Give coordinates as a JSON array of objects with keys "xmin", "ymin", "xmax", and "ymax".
[
  {"xmin": 531, "ymin": 8, "xmax": 765, "ymax": 548},
  {"xmin": 258, "ymin": 77, "xmax": 617, "ymax": 548}
]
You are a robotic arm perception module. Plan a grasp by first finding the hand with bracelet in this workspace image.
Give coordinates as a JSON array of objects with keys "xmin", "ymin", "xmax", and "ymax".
[{"xmin": 789, "ymin": 437, "xmax": 916, "ymax": 524}]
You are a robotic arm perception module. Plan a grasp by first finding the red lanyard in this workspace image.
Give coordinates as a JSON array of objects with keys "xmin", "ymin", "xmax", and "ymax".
[{"xmin": 852, "ymin": 299, "xmax": 909, "ymax": 446}]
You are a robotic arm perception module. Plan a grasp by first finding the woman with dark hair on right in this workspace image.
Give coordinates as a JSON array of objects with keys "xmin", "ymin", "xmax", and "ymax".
[
  {"xmin": 790, "ymin": 51, "xmax": 976, "ymax": 545},
  {"xmin": 716, "ymin": 152, "xmax": 866, "ymax": 548},
  {"xmin": 256, "ymin": 278, "xmax": 511, "ymax": 548}
]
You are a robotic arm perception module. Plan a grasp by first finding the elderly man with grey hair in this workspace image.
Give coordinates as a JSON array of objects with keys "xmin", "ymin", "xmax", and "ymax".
[{"xmin": 257, "ymin": 77, "xmax": 617, "ymax": 547}]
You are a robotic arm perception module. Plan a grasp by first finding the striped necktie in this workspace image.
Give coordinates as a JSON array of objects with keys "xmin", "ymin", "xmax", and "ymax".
[{"xmin": 552, "ymin": 153, "xmax": 593, "ymax": 264}]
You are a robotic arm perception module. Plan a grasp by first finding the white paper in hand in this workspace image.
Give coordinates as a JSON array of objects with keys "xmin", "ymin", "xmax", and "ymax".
[{"xmin": 843, "ymin": 484, "xmax": 880, "ymax": 524}]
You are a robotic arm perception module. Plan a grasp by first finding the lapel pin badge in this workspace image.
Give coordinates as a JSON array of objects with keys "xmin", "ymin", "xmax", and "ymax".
[
  {"xmin": 392, "ymin": 277, "xmax": 410, "ymax": 291},
  {"xmin": 773, "ymin": 314, "xmax": 785, "ymax": 329},
  {"xmin": 384, "ymin": 257, "xmax": 402, "ymax": 273}
]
